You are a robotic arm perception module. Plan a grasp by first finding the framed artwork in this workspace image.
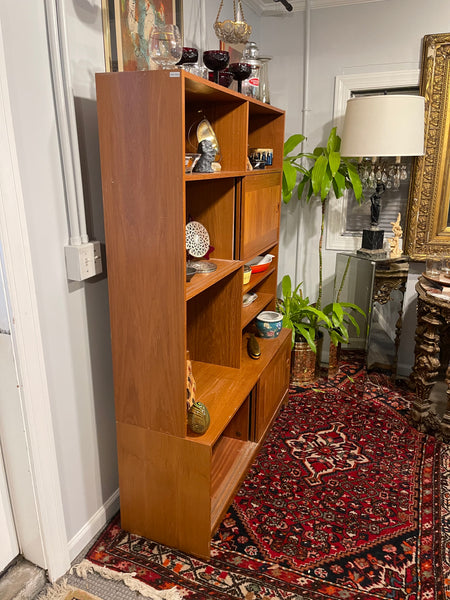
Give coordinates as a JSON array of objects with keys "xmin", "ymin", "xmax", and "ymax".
[
  {"xmin": 101, "ymin": 0, "xmax": 183, "ymax": 72},
  {"xmin": 405, "ymin": 33, "xmax": 450, "ymax": 260}
]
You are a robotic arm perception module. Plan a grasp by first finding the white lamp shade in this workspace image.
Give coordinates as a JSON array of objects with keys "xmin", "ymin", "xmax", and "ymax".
[{"xmin": 340, "ymin": 94, "xmax": 425, "ymax": 158}]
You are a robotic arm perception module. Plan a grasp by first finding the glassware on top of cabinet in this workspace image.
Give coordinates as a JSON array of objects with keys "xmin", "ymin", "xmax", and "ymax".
[
  {"xmin": 149, "ymin": 25, "xmax": 182, "ymax": 70},
  {"xmin": 176, "ymin": 47, "xmax": 198, "ymax": 72},
  {"xmin": 240, "ymin": 41, "xmax": 260, "ymax": 99},
  {"xmin": 258, "ymin": 56, "xmax": 271, "ymax": 104}
]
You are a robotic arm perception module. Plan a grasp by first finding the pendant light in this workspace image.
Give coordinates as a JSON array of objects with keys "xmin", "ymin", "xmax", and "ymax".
[{"xmin": 214, "ymin": 0, "xmax": 252, "ymax": 45}]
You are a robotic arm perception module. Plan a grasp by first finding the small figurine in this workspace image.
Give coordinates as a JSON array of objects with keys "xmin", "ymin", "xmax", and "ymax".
[
  {"xmin": 247, "ymin": 333, "xmax": 261, "ymax": 360},
  {"xmin": 187, "ymin": 401, "xmax": 210, "ymax": 434},
  {"xmin": 193, "ymin": 139, "xmax": 216, "ymax": 173},
  {"xmin": 370, "ymin": 182, "xmax": 386, "ymax": 227},
  {"xmin": 389, "ymin": 212, "xmax": 403, "ymax": 258}
]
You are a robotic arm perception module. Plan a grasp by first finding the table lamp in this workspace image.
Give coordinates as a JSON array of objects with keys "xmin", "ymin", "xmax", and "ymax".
[{"xmin": 340, "ymin": 94, "xmax": 425, "ymax": 258}]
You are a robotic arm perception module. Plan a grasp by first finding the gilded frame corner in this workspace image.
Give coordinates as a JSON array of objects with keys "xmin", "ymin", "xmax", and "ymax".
[{"xmin": 405, "ymin": 32, "xmax": 450, "ymax": 261}]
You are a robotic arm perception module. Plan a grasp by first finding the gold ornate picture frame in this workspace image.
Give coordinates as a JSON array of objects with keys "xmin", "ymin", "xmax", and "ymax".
[
  {"xmin": 101, "ymin": 0, "xmax": 183, "ymax": 72},
  {"xmin": 405, "ymin": 32, "xmax": 450, "ymax": 260}
]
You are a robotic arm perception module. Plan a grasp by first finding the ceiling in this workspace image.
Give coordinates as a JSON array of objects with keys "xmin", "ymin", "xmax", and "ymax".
[{"xmin": 242, "ymin": 0, "xmax": 384, "ymax": 16}]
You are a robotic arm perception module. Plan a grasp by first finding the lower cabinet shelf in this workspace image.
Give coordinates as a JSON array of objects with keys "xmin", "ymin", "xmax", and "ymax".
[{"xmin": 211, "ymin": 437, "xmax": 257, "ymax": 531}]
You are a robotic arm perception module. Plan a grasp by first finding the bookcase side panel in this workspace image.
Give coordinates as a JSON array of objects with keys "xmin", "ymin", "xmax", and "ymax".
[
  {"xmin": 117, "ymin": 422, "xmax": 212, "ymax": 558},
  {"xmin": 96, "ymin": 72, "xmax": 186, "ymax": 437}
]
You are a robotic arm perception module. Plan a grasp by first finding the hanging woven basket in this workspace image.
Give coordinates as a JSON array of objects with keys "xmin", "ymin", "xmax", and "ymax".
[{"xmin": 214, "ymin": 0, "xmax": 252, "ymax": 45}]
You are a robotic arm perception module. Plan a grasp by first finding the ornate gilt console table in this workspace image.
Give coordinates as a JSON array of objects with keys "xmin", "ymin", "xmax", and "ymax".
[{"xmin": 410, "ymin": 276, "xmax": 450, "ymax": 440}]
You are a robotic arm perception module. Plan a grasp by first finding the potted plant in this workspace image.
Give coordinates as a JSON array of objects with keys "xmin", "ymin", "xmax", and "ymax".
[
  {"xmin": 281, "ymin": 127, "xmax": 365, "ymax": 376},
  {"xmin": 277, "ymin": 274, "xmax": 331, "ymax": 384}
]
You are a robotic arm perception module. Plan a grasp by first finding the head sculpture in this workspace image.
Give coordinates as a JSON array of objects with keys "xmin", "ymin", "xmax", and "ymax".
[{"xmin": 193, "ymin": 139, "xmax": 216, "ymax": 173}]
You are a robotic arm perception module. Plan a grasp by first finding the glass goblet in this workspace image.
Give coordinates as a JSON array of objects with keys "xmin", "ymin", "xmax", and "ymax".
[
  {"xmin": 203, "ymin": 50, "xmax": 230, "ymax": 84},
  {"xmin": 149, "ymin": 24, "xmax": 182, "ymax": 70},
  {"xmin": 228, "ymin": 62, "xmax": 252, "ymax": 93},
  {"xmin": 176, "ymin": 47, "xmax": 198, "ymax": 71}
]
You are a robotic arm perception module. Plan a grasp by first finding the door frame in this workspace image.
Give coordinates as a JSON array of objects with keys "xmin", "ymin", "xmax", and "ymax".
[{"xmin": 0, "ymin": 23, "xmax": 70, "ymax": 581}]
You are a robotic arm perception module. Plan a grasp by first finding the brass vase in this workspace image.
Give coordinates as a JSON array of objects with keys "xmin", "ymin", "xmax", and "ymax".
[{"xmin": 290, "ymin": 339, "xmax": 317, "ymax": 385}]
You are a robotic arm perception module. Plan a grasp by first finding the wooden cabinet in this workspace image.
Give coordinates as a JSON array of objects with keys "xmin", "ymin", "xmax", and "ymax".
[
  {"xmin": 95, "ymin": 69, "xmax": 289, "ymax": 558},
  {"xmin": 255, "ymin": 335, "xmax": 291, "ymax": 440}
]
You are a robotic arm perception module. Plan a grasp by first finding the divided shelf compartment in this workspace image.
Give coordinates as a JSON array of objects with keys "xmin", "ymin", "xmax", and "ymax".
[
  {"xmin": 187, "ymin": 267, "xmax": 242, "ymax": 368},
  {"xmin": 241, "ymin": 245, "xmax": 279, "ymax": 328},
  {"xmin": 189, "ymin": 329, "xmax": 291, "ymax": 448},
  {"xmin": 185, "ymin": 178, "xmax": 235, "ymax": 259},
  {"xmin": 184, "ymin": 71, "xmax": 285, "ymax": 176},
  {"xmin": 248, "ymin": 102, "xmax": 285, "ymax": 171}
]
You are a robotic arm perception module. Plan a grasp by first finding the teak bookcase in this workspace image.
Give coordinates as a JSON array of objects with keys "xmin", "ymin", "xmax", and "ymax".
[{"xmin": 95, "ymin": 70, "xmax": 290, "ymax": 558}]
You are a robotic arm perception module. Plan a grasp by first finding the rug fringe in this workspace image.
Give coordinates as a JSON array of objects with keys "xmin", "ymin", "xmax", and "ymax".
[
  {"xmin": 38, "ymin": 579, "xmax": 75, "ymax": 600},
  {"xmin": 71, "ymin": 559, "xmax": 182, "ymax": 600}
]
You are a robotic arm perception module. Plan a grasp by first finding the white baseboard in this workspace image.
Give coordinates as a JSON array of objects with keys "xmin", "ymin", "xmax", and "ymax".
[{"xmin": 68, "ymin": 489, "xmax": 120, "ymax": 562}]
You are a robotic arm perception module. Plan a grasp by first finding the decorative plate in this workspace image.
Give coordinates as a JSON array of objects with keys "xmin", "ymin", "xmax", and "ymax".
[{"xmin": 186, "ymin": 221, "xmax": 210, "ymax": 258}]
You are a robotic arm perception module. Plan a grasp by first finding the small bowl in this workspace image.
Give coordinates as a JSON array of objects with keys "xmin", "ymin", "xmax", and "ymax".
[
  {"xmin": 255, "ymin": 311, "xmax": 283, "ymax": 338},
  {"xmin": 243, "ymin": 265, "xmax": 251, "ymax": 285},
  {"xmin": 246, "ymin": 255, "xmax": 273, "ymax": 274},
  {"xmin": 186, "ymin": 266, "xmax": 197, "ymax": 282}
]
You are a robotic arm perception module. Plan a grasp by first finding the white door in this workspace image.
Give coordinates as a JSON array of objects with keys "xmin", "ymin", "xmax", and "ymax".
[
  {"xmin": 0, "ymin": 263, "xmax": 19, "ymax": 570},
  {"xmin": 0, "ymin": 438, "xmax": 19, "ymax": 571}
]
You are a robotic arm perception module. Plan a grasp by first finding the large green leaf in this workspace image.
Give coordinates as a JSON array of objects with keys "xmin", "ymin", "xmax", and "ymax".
[
  {"xmin": 345, "ymin": 313, "xmax": 360, "ymax": 336},
  {"xmin": 326, "ymin": 127, "xmax": 340, "ymax": 154},
  {"xmin": 328, "ymin": 151, "xmax": 340, "ymax": 178},
  {"xmin": 320, "ymin": 165, "xmax": 332, "ymax": 200},
  {"xmin": 339, "ymin": 302, "xmax": 366, "ymax": 317},
  {"xmin": 332, "ymin": 302, "xmax": 344, "ymax": 321},
  {"xmin": 282, "ymin": 162, "xmax": 298, "ymax": 202},
  {"xmin": 295, "ymin": 325, "xmax": 317, "ymax": 352},
  {"xmin": 333, "ymin": 170, "xmax": 346, "ymax": 198},
  {"xmin": 311, "ymin": 155, "xmax": 328, "ymax": 196},
  {"xmin": 281, "ymin": 275, "xmax": 292, "ymax": 300},
  {"xmin": 284, "ymin": 134, "xmax": 305, "ymax": 156},
  {"xmin": 346, "ymin": 162, "xmax": 363, "ymax": 201}
]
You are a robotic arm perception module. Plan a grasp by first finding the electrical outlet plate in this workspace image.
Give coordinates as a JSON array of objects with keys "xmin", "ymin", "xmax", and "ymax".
[{"xmin": 64, "ymin": 241, "xmax": 102, "ymax": 281}]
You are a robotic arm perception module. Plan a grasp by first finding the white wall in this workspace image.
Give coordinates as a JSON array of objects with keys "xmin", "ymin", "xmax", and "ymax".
[
  {"xmin": 260, "ymin": 0, "xmax": 450, "ymax": 374},
  {"xmin": 0, "ymin": 0, "xmax": 117, "ymax": 559}
]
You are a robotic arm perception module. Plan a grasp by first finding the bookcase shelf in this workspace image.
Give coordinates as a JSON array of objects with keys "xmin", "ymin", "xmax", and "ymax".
[{"xmin": 96, "ymin": 68, "xmax": 288, "ymax": 560}]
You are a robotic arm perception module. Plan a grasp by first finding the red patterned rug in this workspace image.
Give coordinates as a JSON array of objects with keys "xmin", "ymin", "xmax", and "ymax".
[{"xmin": 86, "ymin": 356, "xmax": 450, "ymax": 599}]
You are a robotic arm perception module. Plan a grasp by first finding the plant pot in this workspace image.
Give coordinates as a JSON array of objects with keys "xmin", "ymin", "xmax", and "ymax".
[
  {"xmin": 328, "ymin": 340, "xmax": 341, "ymax": 376},
  {"xmin": 290, "ymin": 339, "xmax": 317, "ymax": 385}
]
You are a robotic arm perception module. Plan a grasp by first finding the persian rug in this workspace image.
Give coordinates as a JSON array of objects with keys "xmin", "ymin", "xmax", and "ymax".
[{"xmin": 84, "ymin": 355, "xmax": 450, "ymax": 599}]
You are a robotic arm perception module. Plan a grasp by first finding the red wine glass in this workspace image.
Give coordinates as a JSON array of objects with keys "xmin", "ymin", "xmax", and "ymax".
[
  {"xmin": 176, "ymin": 47, "xmax": 198, "ymax": 67},
  {"xmin": 228, "ymin": 62, "xmax": 252, "ymax": 93},
  {"xmin": 203, "ymin": 50, "xmax": 230, "ymax": 84}
]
